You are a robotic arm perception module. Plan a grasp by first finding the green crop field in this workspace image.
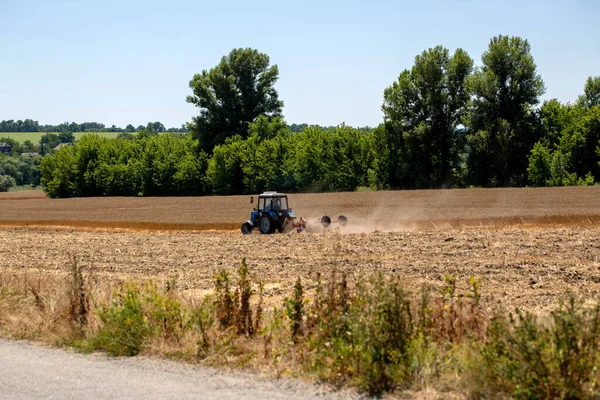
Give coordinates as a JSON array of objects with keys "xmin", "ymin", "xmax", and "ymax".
[{"xmin": 0, "ymin": 131, "xmax": 122, "ymax": 143}]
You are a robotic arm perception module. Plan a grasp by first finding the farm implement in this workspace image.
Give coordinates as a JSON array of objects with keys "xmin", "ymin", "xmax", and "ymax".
[{"xmin": 241, "ymin": 192, "xmax": 347, "ymax": 234}]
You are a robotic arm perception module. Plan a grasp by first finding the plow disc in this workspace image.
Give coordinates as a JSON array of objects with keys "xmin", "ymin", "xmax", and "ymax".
[{"xmin": 285, "ymin": 215, "xmax": 348, "ymax": 232}]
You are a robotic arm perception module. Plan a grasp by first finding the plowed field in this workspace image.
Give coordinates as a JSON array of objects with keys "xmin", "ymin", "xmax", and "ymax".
[{"xmin": 1, "ymin": 187, "xmax": 600, "ymax": 313}]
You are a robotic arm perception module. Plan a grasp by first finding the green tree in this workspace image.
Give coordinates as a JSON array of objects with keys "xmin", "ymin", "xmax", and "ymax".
[
  {"xmin": 40, "ymin": 134, "xmax": 208, "ymax": 198},
  {"xmin": 0, "ymin": 155, "xmax": 40, "ymax": 186},
  {"xmin": 530, "ymin": 77, "xmax": 600, "ymax": 186},
  {"xmin": 558, "ymin": 105, "xmax": 600, "ymax": 181},
  {"xmin": 187, "ymin": 48, "xmax": 283, "ymax": 152},
  {"xmin": 466, "ymin": 35, "xmax": 545, "ymax": 186},
  {"xmin": 0, "ymin": 174, "xmax": 16, "ymax": 192},
  {"xmin": 382, "ymin": 46, "xmax": 473, "ymax": 188},
  {"xmin": 152, "ymin": 122, "xmax": 166, "ymax": 132},
  {"xmin": 205, "ymin": 136, "xmax": 247, "ymax": 195},
  {"xmin": 537, "ymin": 99, "xmax": 574, "ymax": 148},
  {"xmin": 578, "ymin": 76, "xmax": 600, "ymax": 109},
  {"xmin": 547, "ymin": 150, "xmax": 578, "ymax": 186},
  {"xmin": 241, "ymin": 117, "xmax": 292, "ymax": 193},
  {"xmin": 116, "ymin": 132, "xmax": 135, "ymax": 140},
  {"xmin": 527, "ymin": 141, "xmax": 552, "ymax": 186},
  {"xmin": 248, "ymin": 115, "xmax": 288, "ymax": 141},
  {"xmin": 40, "ymin": 133, "xmax": 61, "ymax": 155},
  {"xmin": 58, "ymin": 131, "xmax": 75, "ymax": 143},
  {"xmin": 40, "ymin": 145, "xmax": 77, "ymax": 198}
]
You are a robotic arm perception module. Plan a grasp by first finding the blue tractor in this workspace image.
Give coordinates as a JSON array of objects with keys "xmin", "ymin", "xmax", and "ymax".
[{"xmin": 241, "ymin": 192, "xmax": 347, "ymax": 234}]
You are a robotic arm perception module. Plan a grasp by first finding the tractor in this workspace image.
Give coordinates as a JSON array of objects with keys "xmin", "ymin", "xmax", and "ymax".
[{"xmin": 241, "ymin": 191, "xmax": 347, "ymax": 234}]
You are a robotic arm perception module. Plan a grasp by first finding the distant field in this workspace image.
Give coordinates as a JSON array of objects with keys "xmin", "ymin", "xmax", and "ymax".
[{"xmin": 0, "ymin": 131, "xmax": 122, "ymax": 143}]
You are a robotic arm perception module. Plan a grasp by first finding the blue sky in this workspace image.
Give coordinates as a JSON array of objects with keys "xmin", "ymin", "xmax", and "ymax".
[{"xmin": 1, "ymin": 0, "xmax": 599, "ymax": 128}]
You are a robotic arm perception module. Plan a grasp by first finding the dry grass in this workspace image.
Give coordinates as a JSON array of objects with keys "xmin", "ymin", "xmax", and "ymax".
[
  {"xmin": 0, "ymin": 266, "xmax": 109, "ymax": 344},
  {"xmin": 2, "ymin": 255, "xmax": 600, "ymax": 398}
]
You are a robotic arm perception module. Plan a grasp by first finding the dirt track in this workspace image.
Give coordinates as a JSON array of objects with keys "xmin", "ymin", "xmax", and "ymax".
[{"xmin": 1, "ymin": 187, "xmax": 600, "ymax": 314}]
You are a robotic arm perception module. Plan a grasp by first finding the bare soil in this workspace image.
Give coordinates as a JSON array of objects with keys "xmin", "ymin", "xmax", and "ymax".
[
  {"xmin": 1, "ymin": 187, "xmax": 599, "ymax": 314},
  {"xmin": 1, "ymin": 186, "xmax": 600, "ymax": 231}
]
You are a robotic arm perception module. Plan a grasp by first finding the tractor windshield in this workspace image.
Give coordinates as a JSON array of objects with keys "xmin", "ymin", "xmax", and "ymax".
[
  {"xmin": 258, "ymin": 196, "xmax": 288, "ymax": 211},
  {"xmin": 272, "ymin": 196, "xmax": 288, "ymax": 210}
]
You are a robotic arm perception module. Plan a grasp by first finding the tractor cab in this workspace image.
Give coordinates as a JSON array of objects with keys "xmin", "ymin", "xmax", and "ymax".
[
  {"xmin": 243, "ymin": 192, "xmax": 296, "ymax": 234},
  {"xmin": 254, "ymin": 193, "xmax": 289, "ymax": 212}
]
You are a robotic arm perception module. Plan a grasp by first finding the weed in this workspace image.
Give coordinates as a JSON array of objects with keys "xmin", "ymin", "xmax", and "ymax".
[
  {"xmin": 91, "ymin": 282, "xmax": 151, "ymax": 356},
  {"xmin": 67, "ymin": 257, "xmax": 89, "ymax": 328},
  {"xmin": 428, "ymin": 274, "xmax": 487, "ymax": 343},
  {"xmin": 236, "ymin": 257, "xmax": 254, "ymax": 336},
  {"xmin": 193, "ymin": 296, "xmax": 215, "ymax": 360},
  {"xmin": 7, "ymin": 257, "xmax": 600, "ymax": 399},
  {"xmin": 143, "ymin": 282, "xmax": 185, "ymax": 342},
  {"xmin": 254, "ymin": 281, "xmax": 264, "ymax": 334},
  {"xmin": 214, "ymin": 258, "xmax": 259, "ymax": 337},
  {"xmin": 28, "ymin": 277, "xmax": 46, "ymax": 313},
  {"xmin": 214, "ymin": 269, "xmax": 235, "ymax": 329},
  {"xmin": 479, "ymin": 293, "xmax": 600, "ymax": 399},
  {"xmin": 285, "ymin": 277, "xmax": 305, "ymax": 341}
]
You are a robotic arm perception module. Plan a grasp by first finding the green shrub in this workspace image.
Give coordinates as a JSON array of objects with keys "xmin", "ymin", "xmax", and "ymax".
[
  {"xmin": 480, "ymin": 294, "xmax": 600, "ymax": 399},
  {"xmin": 350, "ymin": 274, "xmax": 414, "ymax": 394},
  {"xmin": 0, "ymin": 174, "xmax": 16, "ymax": 192},
  {"xmin": 142, "ymin": 282, "xmax": 185, "ymax": 342},
  {"xmin": 305, "ymin": 273, "xmax": 414, "ymax": 395},
  {"xmin": 92, "ymin": 283, "xmax": 151, "ymax": 356}
]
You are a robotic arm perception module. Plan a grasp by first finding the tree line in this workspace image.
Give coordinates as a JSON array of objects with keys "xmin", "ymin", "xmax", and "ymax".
[
  {"xmin": 38, "ymin": 36, "xmax": 600, "ymax": 197},
  {"xmin": 0, "ymin": 120, "xmax": 187, "ymax": 133},
  {"xmin": 0, "ymin": 155, "xmax": 41, "ymax": 191},
  {"xmin": 37, "ymin": 121, "xmax": 374, "ymax": 197}
]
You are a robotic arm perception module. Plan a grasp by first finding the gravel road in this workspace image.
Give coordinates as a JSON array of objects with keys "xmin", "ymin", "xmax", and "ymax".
[{"xmin": 0, "ymin": 339, "xmax": 356, "ymax": 400}]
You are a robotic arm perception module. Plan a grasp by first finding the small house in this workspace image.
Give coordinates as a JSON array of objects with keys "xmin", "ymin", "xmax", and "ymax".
[
  {"xmin": 53, "ymin": 142, "xmax": 73, "ymax": 151},
  {"xmin": 0, "ymin": 142, "xmax": 11, "ymax": 155}
]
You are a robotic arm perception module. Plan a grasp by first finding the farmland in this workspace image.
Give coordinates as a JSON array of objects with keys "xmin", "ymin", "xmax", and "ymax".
[
  {"xmin": 0, "ymin": 131, "xmax": 122, "ymax": 143},
  {"xmin": 2, "ymin": 186, "xmax": 600, "ymax": 397},
  {"xmin": 1, "ymin": 186, "xmax": 600, "ymax": 314}
]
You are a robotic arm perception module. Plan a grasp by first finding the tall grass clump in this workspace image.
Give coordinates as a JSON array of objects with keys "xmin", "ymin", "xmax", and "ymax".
[
  {"xmin": 67, "ymin": 258, "xmax": 90, "ymax": 329},
  {"xmin": 299, "ymin": 272, "xmax": 488, "ymax": 395},
  {"xmin": 476, "ymin": 294, "xmax": 600, "ymax": 399},
  {"xmin": 91, "ymin": 282, "xmax": 151, "ymax": 356},
  {"xmin": 88, "ymin": 281, "xmax": 189, "ymax": 356},
  {"xmin": 303, "ymin": 273, "xmax": 414, "ymax": 394},
  {"xmin": 214, "ymin": 257, "xmax": 262, "ymax": 336}
]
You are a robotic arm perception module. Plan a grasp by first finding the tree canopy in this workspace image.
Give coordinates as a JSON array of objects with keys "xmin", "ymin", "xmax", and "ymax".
[
  {"xmin": 382, "ymin": 46, "xmax": 473, "ymax": 188},
  {"xmin": 33, "ymin": 39, "xmax": 600, "ymax": 197},
  {"xmin": 466, "ymin": 35, "xmax": 546, "ymax": 187},
  {"xmin": 186, "ymin": 48, "xmax": 284, "ymax": 152}
]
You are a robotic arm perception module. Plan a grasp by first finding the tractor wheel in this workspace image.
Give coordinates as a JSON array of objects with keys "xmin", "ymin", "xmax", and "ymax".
[
  {"xmin": 241, "ymin": 222, "xmax": 252, "ymax": 235},
  {"xmin": 260, "ymin": 215, "xmax": 274, "ymax": 234},
  {"xmin": 321, "ymin": 215, "xmax": 331, "ymax": 227},
  {"xmin": 338, "ymin": 215, "xmax": 348, "ymax": 226}
]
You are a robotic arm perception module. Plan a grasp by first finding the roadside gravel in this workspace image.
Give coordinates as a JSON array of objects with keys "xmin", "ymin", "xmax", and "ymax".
[{"xmin": 0, "ymin": 339, "xmax": 359, "ymax": 400}]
